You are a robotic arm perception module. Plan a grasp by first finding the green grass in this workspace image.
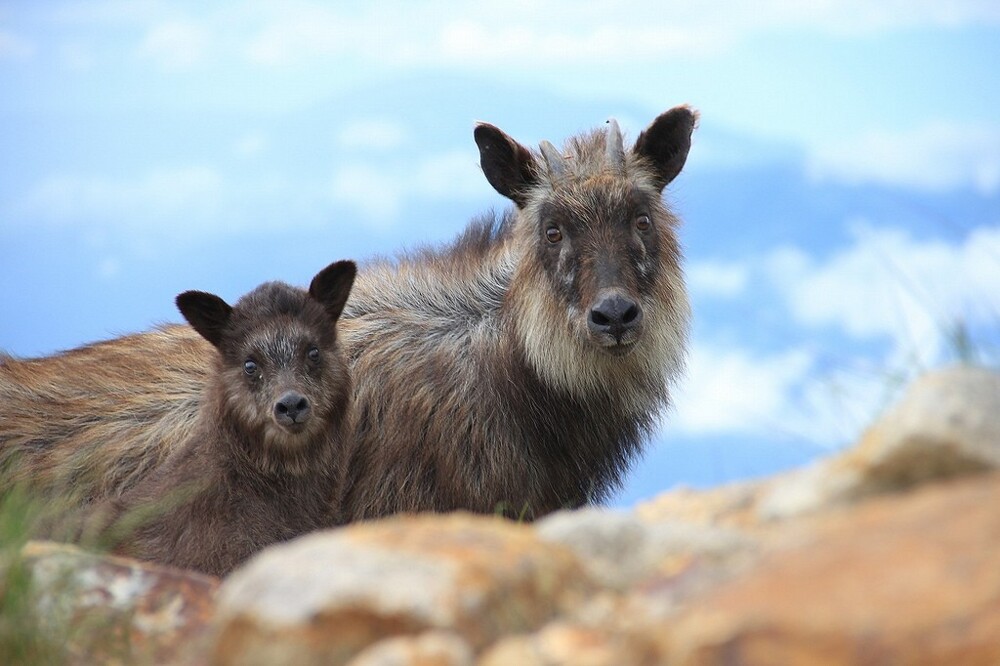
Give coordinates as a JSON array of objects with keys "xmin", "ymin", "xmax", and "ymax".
[{"xmin": 0, "ymin": 473, "xmax": 144, "ymax": 665}]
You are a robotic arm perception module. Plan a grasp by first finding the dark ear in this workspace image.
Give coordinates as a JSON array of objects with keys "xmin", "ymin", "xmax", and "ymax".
[
  {"xmin": 309, "ymin": 260, "xmax": 356, "ymax": 322},
  {"xmin": 176, "ymin": 291, "xmax": 233, "ymax": 349},
  {"xmin": 474, "ymin": 122, "xmax": 538, "ymax": 208},
  {"xmin": 633, "ymin": 105, "xmax": 698, "ymax": 191}
]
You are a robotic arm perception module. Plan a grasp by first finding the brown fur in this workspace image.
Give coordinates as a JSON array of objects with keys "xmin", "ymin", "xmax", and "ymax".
[
  {"xmin": 0, "ymin": 108, "xmax": 696, "ymax": 522},
  {"xmin": 339, "ymin": 107, "xmax": 696, "ymax": 519},
  {"xmin": 65, "ymin": 261, "xmax": 353, "ymax": 577}
]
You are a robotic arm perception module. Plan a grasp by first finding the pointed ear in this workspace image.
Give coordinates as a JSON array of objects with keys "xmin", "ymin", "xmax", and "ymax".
[
  {"xmin": 309, "ymin": 260, "xmax": 356, "ymax": 322},
  {"xmin": 176, "ymin": 291, "xmax": 233, "ymax": 349},
  {"xmin": 474, "ymin": 122, "xmax": 539, "ymax": 208},
  {"xmin": 633, "ymin": 105, "xmax": 698, "ymax": 191}
]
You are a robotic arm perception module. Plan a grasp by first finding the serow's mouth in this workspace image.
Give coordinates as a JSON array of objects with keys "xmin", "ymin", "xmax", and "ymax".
[
  {"xmin": 275, "ymin": 421, "xmax": 309, "ymax": 437},
  {"xmin": 590, "ymin": 332, "xmax": 639, "ymax": 356}
]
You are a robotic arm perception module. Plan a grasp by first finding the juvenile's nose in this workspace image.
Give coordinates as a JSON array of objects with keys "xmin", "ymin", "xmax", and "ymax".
[{"xmin": 274, "ymin": 391, "xmax": 311, "ymax": 426}]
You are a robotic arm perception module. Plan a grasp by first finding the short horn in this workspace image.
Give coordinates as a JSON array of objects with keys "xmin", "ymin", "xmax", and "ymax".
[
  {"xmin": 539, "ymin": 140, "xmax": 568, "ymax": 181},
  {"xmin": 606, "ymin": 118, "xmax": 625, "ymax": 173}
]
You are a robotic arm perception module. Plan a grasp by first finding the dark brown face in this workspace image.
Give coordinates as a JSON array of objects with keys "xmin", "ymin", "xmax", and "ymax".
[
  {"xmin": 218, "ymin": 295, "xmax": 349, "ymax": 452},
  {"xmin": 535, "ymin": 180, "xmax": 669, "ymax": 354}
]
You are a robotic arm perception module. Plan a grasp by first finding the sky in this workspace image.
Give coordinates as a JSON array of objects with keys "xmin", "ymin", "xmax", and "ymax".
[{"xmin": 2, "ymin": 1, "xmax": 999, "ymax": 506}]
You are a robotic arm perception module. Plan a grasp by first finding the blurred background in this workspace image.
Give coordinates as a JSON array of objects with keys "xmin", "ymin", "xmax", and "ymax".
[{"xmin": 2, "ymin": 1, "xmax": 998, "ymax": 506}]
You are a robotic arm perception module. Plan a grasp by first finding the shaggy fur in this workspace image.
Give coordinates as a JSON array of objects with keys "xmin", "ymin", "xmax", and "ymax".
[
  {"xmin": 0, "ymin": 107, "xmax": 696, "ymax": 522},
  {"xmin": 68, "ymin": 261, "xmax": 353, "ymax": 576},
  {"xmin": 338, "ymin": 107, "xmax": 696, "ymax": 519}
]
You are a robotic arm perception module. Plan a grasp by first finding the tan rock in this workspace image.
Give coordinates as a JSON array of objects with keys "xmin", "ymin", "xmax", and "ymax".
[
  {"xmin": 479, "ymin": 621, "xmax": 662, "ymax": 666},
  {"xmin": 536, "ymin": 507, "xmax": 756, "ymax": 591},
  {"xmin": 17, "ymin": 540, "xmax": 218, "ymax": 665},
  {"xmin": 635, "ymin": 479, "xmax": 765, "ymax": 528},
  {"xmin": 211, "ymin": 513, "xmax": 595, "ymax": 665},
  {"xmin": 347, "ymin": 631, "xmax": 473, "ymax": 666},
  {"xmin": 659, "ymin": 472, "xmax": 1000, "ymax": 665},
  {"xmin": 761, "ymin": 365, "xmax": 1000, "ymax": 519}
]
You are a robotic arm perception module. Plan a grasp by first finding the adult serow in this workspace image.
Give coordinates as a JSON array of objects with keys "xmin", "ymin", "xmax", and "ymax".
[{"xmin": 338, "ymin": 107, "xmax": 696, "ymax": 519}]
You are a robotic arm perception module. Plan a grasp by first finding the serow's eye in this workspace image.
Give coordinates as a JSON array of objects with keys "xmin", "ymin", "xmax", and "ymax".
[
  {"xmin": 243, "ymin": 359, "xmax": 258, "ymax": 376},
  {"xmin": 545, "ymin": 226, "xmax": 563, "ymax": 243},
  {"xmin": 307, "ymin": 347, "xmax": 320, "ymax": 363},
  {"xmin": 635, "ymin": 214, "xmax": 651, "ymax": 231}
]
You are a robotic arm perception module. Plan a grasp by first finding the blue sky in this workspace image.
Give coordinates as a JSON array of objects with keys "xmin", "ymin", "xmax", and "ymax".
[{"xmin": 2, "ymin": 1, "xmax": 999, "ymax": 506}]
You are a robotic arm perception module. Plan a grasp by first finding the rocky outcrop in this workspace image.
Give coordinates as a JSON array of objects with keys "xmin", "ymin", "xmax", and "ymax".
[
  {"xmin": 12, "ymin": 540, "xmax": 218, "ymax": 665},
  {"xmin": 10, "ymin": 365, "xmax": 1000, "ymax": 664}
]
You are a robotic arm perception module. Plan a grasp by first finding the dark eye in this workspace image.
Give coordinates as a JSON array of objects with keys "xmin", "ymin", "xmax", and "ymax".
[
  {"xmin": 635, "ymin": 214, "xmax": 651, "ymax": 231},
  {"xmin": 307, "ymin": 347, "xmax": 320, "ymax": 362},
  {"xmin": 243, "ymin": 359, "xmax": 258, "ymax": 376},
  {"xmin": 545, "ymin": 226, "xmax": 563, "ymax": 243}
]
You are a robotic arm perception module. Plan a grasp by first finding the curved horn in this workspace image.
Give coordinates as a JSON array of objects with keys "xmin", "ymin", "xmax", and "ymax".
[
  {"xmin": 605, "ymin": 118, "xmax": 625, "ymax": 173},
  {"xmin": 539, "ymin": 140, "xmax": 568, "ymax": 181}
]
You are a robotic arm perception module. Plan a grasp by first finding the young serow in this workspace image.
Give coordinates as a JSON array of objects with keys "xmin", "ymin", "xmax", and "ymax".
[{"xmin": 103, "ymin": 260, "xmax": 355, "ymax": 576}]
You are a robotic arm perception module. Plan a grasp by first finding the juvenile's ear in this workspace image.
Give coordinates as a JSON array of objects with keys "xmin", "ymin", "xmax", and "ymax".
[
  {"xmin": 474, "ymin": 122, "xmax": 538, "ymax": 208},
  {"xmin": 309, "ymin": 260, "xmax": 356, "ymax": 322},
  {"xmin": 633, "ymin": 105, "xmax": 698, "ymax": 191},
  {"xmin": 176, "ymin": 291, "xmax": 233, "ymax": 349}
]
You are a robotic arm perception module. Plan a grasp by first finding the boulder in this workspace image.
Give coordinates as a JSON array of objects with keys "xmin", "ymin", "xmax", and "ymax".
[
  {"xmin": 210, "ymin": 513, "xmax": 595, "ymax": 665},
  {"xmin": 659, "ymin": 472, "xmax": 1000, "ymax": 664},
  {"xmin": 762, "ymin": 365, "xmax": 1000, "ymax": 519},
  {"xmin": 15, "ymin": 540, "xmax": 218, "ymax": 665}
]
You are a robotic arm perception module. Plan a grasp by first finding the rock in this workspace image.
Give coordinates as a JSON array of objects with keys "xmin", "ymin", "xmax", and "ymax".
[
  {"xmin": 210, "ymin": 513, "xmax": 595, "ymax": 665},
  {"xmin": 635, "ymin": 479, "xmax": 765, "ymax": 528},
  {"xmin": 16, "ymin": 540, "xmax": 218, "ymax": 665},
  {"xmin": 761, "ymin": 365, "xmax": 1000, "ymax": 519},
  {"xmin": 346, "ymin": 631, "xmax": 473, "ymax": 666},
  {"xmin": 479, "ymin": 620, "xmax": 662, "ymax": 666},
  {"xmin": 536, "ymin": 507, "xmax": 756, "ymax": 590},
  {"xmin": 658, "ymin": 472, "xmax": 1000, "ymax": 665}
]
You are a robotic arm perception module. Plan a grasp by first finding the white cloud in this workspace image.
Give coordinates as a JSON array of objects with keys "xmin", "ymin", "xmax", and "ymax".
[
  {"xmin": 808, "ymin": 122, "xmax": 1000, "ymax": 194},
  {"xmin": 138, "ymin": 19, "xmax": 209, "ymax": 70},
  {"xmin": 667, "ymin": 342, "xmax": 815, "ymax": 437},
  {"xmin": 330, "ymin": 149, "xmax": 490, "ymax": 222},
  {"xmin": 330, "ymin": 165, "xmax": 402, "ymax": 223},
  {"xmin": 336, "ymin": 119, "xmax": 407, "ymax": 152},
  {"xmin": 687, "ymin": 260, "xmax": 749, "ymax": 298},
  {"xmin": 235, "ymin": 1, "xmax": 1000, "ymax": 69},
  {"xmin": 234, "ymin": 132, "xmax": 268, "ymax": 158},
  {"xmin": 13, "ymin": 166, "xmax": 224, "ymax": 232},
  {"xmin": 0, "ymin": 29, "xmax": 34, "ymax": 59},
  {"xmin": 768, "ymin": 221, "xmax": 1000, "ymax": 365}
]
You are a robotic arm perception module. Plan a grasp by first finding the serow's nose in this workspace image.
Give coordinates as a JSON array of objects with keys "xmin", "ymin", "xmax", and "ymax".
[
  {"xmin": 588, "ymin": 293, "xmax": 642, "ymax": 341},
  {"xmin": 274, "ymin": 391, "xmax": 311, "ymax": 426}
]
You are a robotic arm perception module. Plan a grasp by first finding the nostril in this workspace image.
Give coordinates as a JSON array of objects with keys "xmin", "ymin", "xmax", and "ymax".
[
  {"xmin": 276, "ymin": 402, "xmax": 289, "ymax": 415},
  {"xmin": 622, "ymin": 304, "xmax": 639, "ymax": 325},
  {"xmin": 590, "ymin": 309, "xmax": 611, "ymax": 327},
  {"xmin": 295, "ymin": 397, "xmax": 309, "ymax": 412}
]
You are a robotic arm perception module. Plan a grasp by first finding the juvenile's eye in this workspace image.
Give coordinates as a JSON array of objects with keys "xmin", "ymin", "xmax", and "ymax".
[
  {"xmin": 635, "ymin": 214, "xmax": 651, "ymax": 231},
  {"xmin": 243, "ymin": 359, "xmax": 258, "ymax": 376},
  {"xmin": 307, "ymin": 347, "xmax": 320, "ymax": 362},
  {"xmin": 545, "ymin": 226, "xmax": 563, "ymax": 243}
]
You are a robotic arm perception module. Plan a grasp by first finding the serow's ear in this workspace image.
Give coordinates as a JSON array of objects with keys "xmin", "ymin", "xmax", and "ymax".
[
  {"xmin": 633, "ymin": 105, "xmax": 699, "ymax": 191},
  {"xmin": 309, "ymin": 260, "xmax": 357, "ymax": 322},
  {"xmin": 474, "ymin": 122, "xmax": 538, "ymax": 208},
  {"xmin": 176, "ymin": 291, "xmax": 233, "ymax": 349}
]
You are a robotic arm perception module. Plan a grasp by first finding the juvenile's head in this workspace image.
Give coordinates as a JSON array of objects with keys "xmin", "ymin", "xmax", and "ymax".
[
  {"xmin": 176, "ymin": 260, "xmax": 356, "ymax": 475},
  {"xmin": 474, "ymin": 107, "xmax": 696, "ymax": 398}
]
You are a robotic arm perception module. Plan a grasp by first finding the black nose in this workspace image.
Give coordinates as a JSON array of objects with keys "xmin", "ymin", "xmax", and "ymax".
[
  {"xmin": 274, "ymin": 391, "xmax": 311, "ymax": 426},
  {"xmin": 588, "ymin": 293, "xmax": 643, "ymax": 341}
]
